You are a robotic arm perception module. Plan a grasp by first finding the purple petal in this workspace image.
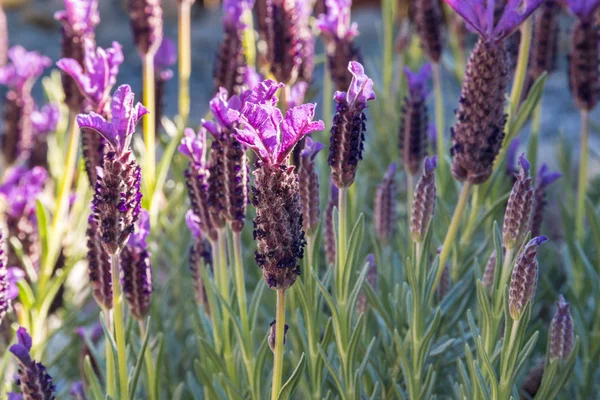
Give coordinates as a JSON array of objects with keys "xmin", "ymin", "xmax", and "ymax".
[
  {"xmin": 530, "ymin": 235, "xmax": 549, "ymax": 246},
  {"xmin": 444, "ymin": 0, "xmax": 493, "ymax": 39},
  {"xmin": 345, "ymin": 61, "xmax": 376, "ymax": 106},
  {"xmin": 537, "ymin": 164, "xmax": 562, "ymax": 188},
  {"xmin": 565, "ymin": 0, "xmax": 600, "ymax": 19},
  {"xmin": 244, "ymin": 67, "xmax": 263, "ymax": 90},
  {"xmin": 185, "ymin": 210, "xmax": 203, "ymax": 239},
  {"xmin": 154, "ymin": 37, "xmax": 177, "ymax": 71},
  {"xmin": 288, "ymin": 81, "xmax": 309, "ymax": 109},
  {"xmin": 31, "ymin": 103, "xmax": 60, "ymax": 137},
  {"xmin": 109, "ymin": 85, "xmax": 148, "ymax": 152},
  {"xmin": 277, "ymin": 103, "xmax": 325, "ymax": 164},
  {"xmin": 494, "ymin": 0, "xmax": 546, "ymax": 40},
  {"xmin": 129, "ymin": 209, "xmax": 150, "ymax": 247},
  {"xmin": 6, "ymin": 268, "xmax": 25, "ymax": 300},
  {"xmin": 202, "ymin": 120, "xmax": 220, "ymax": 138},
  {"xmin": 404, "ymin": 63, "xmax": 432, "ymax": 98},
  {"xmin": 0, "ymin": 46, "xmax": 51, "ymax": 90},
  {"xmin": 76, "ymin": 111, "xmax": 115, "ymax": 147},
  {"xmin": 7, "ymin": 393, "xmax": 23, "ymax": 400},
  {"xmin": 54, "ymin": 0, "xmax": 99, "ymax": 34},
  {"xmin": 178, "ymin": 128, "xmax": 206, "ymax": 165},
  {"xmin": 233, "ymin": 103, "xmax": 280, "ymax": 163},
  {"xmin": 424, "ymin": 156, "xmax": 438, "ymax": 173},
  {"xmin": 300, "ymin": 136, "xmax": 325, "ymax": 160},
  {"xmin": 316, "ymin": 0, "xmax": 359, "ymax": 40},
  {"xmin": 245, "ymin": 80, "xmax": 285, "ymax": 106},
  {"xmin": 209, "ymin": 88, "xmax": 232, "ymax": 129},
  {"xmin": 223, "ymin": 0, "xmax": 252, "ymax": 29},
  {"xmin": 16, "ymin": 327, "xmax": 32, "ymax": 350},
  {"xmin": 518, "ymin": 154, "xmax": 530, "ymax": 175}
]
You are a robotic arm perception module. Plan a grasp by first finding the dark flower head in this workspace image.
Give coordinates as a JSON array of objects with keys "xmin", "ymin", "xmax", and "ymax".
[
  {"xmin": 86, "ymin": 213, "xmax": 112, "ymax": 309},
  {"xmin": 186, "ymin": 210, "xmax": 212, "ymax": 308},
  {"xmin": 549, "ymin": 294, "xmax": 574, "ymax": 361},
  {"xmin": 299, "ymin": 137, "xmax": 325, "ymax": 236},
  {"xmin": 317, "ymin": 0, "xmax": 359, "ymax": 41},
  {"xmin": 0, "ymin": 46, "xmax": 51, "ymax": 92},
  {"xmin": 58, "ymin": 40, "xmax": 124, "ymax": 113},
  {"xmin": 77, "ymin": 85, "xmax": 148, "ymax": 155},
  {"xmin": 411, "ymin": 156, "xmax": 437, "ymax": 242},
  {"xmin": 9, "ymin": 327, "xmax": 56, "ymax": 399},
  {"xmin": 445, "ymin": 0, "xmax": 546, "ymax": 42},
  {"xmin": 413, "ymin": 0, "xmax": 444, "ymax": 62},
  {"xmin": 405, "ymin": 63, "xmax": 432, "ymax": 99},
  {"xmin": 32, "ymin": 104, "xmax": 60, "ymax": 138},
  {"xmin": 329, "ymin": 61, "xmax": 376, "ymax": 188},
  {"xmin": 503, "ymin": 154, "xmax": 534, "ymax": 249},
  {"xmin": 509, "ymin": 236, "xmax": 547, "ymax": 320},
  {"xmin": 128, "ymin": 0, "xmax": 164, "ymax": 56},
  {"xmin": 54, "ymin": 0, "xmax": 99, "ymax": 35},
  {"xmin": 154, "ymin": 37, "xmax": 177, "ymax": 81},
  {"xmin": 230, "ymin": 80, "xmax": 324, "ymax": 165},
  {"xmin": 374, "ymin": 163, "xmax": 398, "ymax": 243}
]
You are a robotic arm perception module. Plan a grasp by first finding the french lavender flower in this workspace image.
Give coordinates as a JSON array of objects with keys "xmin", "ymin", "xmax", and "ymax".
[
  {"xmin": 30, "ymin": 103, "xmax": 60, "ymax": 168},
  {"xmin": 357, "ymin": 254, "xmax": 377, "ymax": 314},
  {"xmin": 186, "ymin": 210, "xmax": 212, "ymax": 309},
  {"xmin": 399, "ymin": 63, "xmax": 431, "ymax": 176},
  {"xmin": 268, "ymin": 320, "xmax": 289, "ymax": 352},
  {"xmin": 374, "ymin": 163, "xmax": 397, "ymax": 244},
  {"xmin": 299, "ymin": 137, "xmax": 325, "ymax": 237},
  {"xmin": 413, "ymin": 0, "xmax": 444, "ymax": 63},
  {"xmin": 565, "ymin": 0, "xmax": 600, "ymax": 110},
  {"xmin": 0, "ymin": 47, "xmax": 51, "ymax": 165},
  {"xmin": 411, "ymin": 157, "xmax": 437, "ymax": 243},
  {"xmin": 77, "ymin": 85, "xmax": 147, "ymax": 255},
  {"xmin": 482, "ymin": 249, "xmax": 497, "ymax": 288},
  {"xmin": 508, "ymin": 236, "xmax": 547, "ymax": 320},
  {"xmin": 86, "ymin": 214, "xmax": 112, "ymax": 310},
  {"xmin": 0, "ymin": 166, "xmax": 48, "ymax": 269},
  {"xmin": 297, "ymin": 0, "xmax": 316, "ymax": 84},
  {"xmin": 229, "ymin": 79, "xmax": 324, "ymax": 290},
  {"xmin": 317, "ymin": 0, "xmax": 362, "ymax": 91},
  {"xmin": 54, "ymin": 0, "xmax": 99, "ymax": 112},
  {"xmin": 128, "ymin": 0, "xmax": 163, "ymax": 56},
  {"xmin": 522, "ymin": 0, "xmax": 560, "ymax": 99},
  {"xmin": 9, "ymin": 327, "xmax": 56, "ymax": 399},
  {"xmin": 549, "ymin": 295, "xmax": 574, "ymax": 361},
  {"xmin": 154, "ymin": 37, "xmax": 176, "ymax": 129},
  {"xmin": 121, "ymin": 210, "xmax": 153, "ymax": 320},
  {"xmin": 503, "ymin": 155, "xmax": 534, "ymax": 250},
  {"xmin": 179, "ymin": 128, "xmax": 219, "ymax": 242},
  {"xmin": 214, "ymin": 0, "xmax": 252, "ymax": 96},
  {"xmin": 324, "ymin": 181, "xmax": 339, "ymax": 266},
  {"xmin": 530, "ymin": 164, "xmax": 561, "ymax": 237},
  {"xmin": 264, "ymin": 0, "xmax": 303, "ymax": 85},
  {"xmin": 328, "ymin": 61, "xmax": 375, "ymax": 188},
  {"xmin": 445, "ymin": 0, "xmax": 545, "ymax": 184}
]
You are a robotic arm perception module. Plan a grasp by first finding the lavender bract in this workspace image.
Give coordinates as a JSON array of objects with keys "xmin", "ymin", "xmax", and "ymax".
[
  {"xmin": 374, "ymin": 163, "xmax": 397, "ymax": 244},
  {"xmin": 503, "ymin": 155, "xmax": 534, "ymax": 250},
  {"xmin": 400, "ymin": 63, "xmax": 431, "ymax": 175},
  {"xmin": 445, "ymin": 0, "xmax": 545, "ymax": 184},
  {"xmin": 55, "ymin": 0, "xmax": 99, "ymax": 111},
  {"xmin": 317, "ymin": 0, "xmax": 362, "ymax": 90},
  {"xmin": 508, "ymin": 236, "xmax": 547, "ymax": 320},
  {"xmin": 9, "ymin": 327, "xmax": 56, "ymax": 399},
  {"xmin": 229, "ymin": 79, "xmax": 324, "ymax": 290},
  {"xmin": 121, "ymin": 210, "xmax": 153, "ymax": 320},
  {"xmin": 411, "ymin": 157, "xmax": 437, "ymax": 243},
  {"xmin": 298, "ymin": 137, "xmax": 325, "ymax": 236},
  {"xmin": 549, "ymin": 295, "xmax": 574, "ymax": 362},
  {"xmin": 77, "ymin": 85, "xmax": 147, "ymax": 254},
  {"xmin": 328, "ymin": 61, "xmax": 375, "ymax": 188}
]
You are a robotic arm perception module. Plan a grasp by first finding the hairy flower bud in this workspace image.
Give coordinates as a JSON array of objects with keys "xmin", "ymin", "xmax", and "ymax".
[
  {"xmin": 482, "ymin": 249, "xmax": 497, "ymax": 288},
  {"xmin": 530, "ymin": 164, "xmax": 561, "ymax": 237},
  {"xmin": 374, "ymin": 163, "xmax": 397, "ymax": 243},
  {"xmin": 413, "ymin": 0, "xmax": 444, "ymax": 62},
  {"xmin": 121, "ymin": 211, "xmax": 153, "ymax": 320},
  {"xmin": 214, "ymin": 1, "xmax": 249, "ymax": 95},
  {"xmin": 299, "ymin": 137, "xmax": 325, "ymax": 236},
  {"xmin": 10, "ymin": 327, "xmax": 56, "ymax": 399},
  {"xmin": 329, "ymin": 62, "xmax": 375, "ymax": 188},
  {"xmin": 86, "ymin": 214, "xmax": 113, "ymax": 310},
  {"xmin": 549, "ymin": 295, "xmax": 574, "ymax": 362},
  {"xmin": 128, "ymin": 0, "xmax": 164, "ymax": 56},
  {"xmin": 503, "ymin": 155, "xmax": 534, "ymax": 249},
  {"xmin": 265, "ymin": 0, "xmax": 302, "ymax": 84},
  {"xmin": 411, "ymin": 157, "xmax": 437, "ymax": 243},
  {"xmin": 508, "ymin": 236, "xmax": 547, "ymax": 320},
  {"xmin": 437, "ymin": 262, "xmax": 451, "ymax": 300},
  {"xmin": 357, "ymin": 254, "xmax": 377, "ymax": 314},
  {"xmin": 268, "ymin": 319, "xmax": 289, "ymax": 352},
  {"xmin": 325, "ymin": 182, "xmax": 338, "ymax": 266},
  {"xmin": 400, "ymin": 64, "xmax": 430, "ymax": 175}
]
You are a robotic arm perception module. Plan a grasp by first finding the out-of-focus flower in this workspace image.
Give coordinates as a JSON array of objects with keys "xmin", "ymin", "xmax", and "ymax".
[
  {"xmin": 0, "ymin": 46, "xmax": 51, "ymax": 93},
  {"xmin": 30, "ymin": 103, "xmax": 61, "ymax": 167},
  {"xmin": 530, "ymin": 164, "xmax": 561, "ymax": 237},
  {"xmin": 69, "ymin": 381, "xmax": 87, "ymax": 400},
  {"xmin": 374, "ymin": 163, "xmax": 397, "ymax": 244},
  {"xmin": 411, "ymin": 157, "xmax": 437, "ymax": 243},
  {"xmin": 503, "ymin": 155, "xmax": 534, "ymax": 250},
  {"xmin": 482, "ymin": 249, "xmax": 497, "ymax": 288},
  {"xmin": 328, "ymin": 61, "xmax": 375, "ymax": 188},
  {"xmin": 400, "ymin": 64, "xmax": 431, "ymax": 175},
  {"xmin": 153, "ymin": 37, "xmax": 176, "ymax": 128},
  {"xmin": 508, "ymin": 236, "xmax": 547, "ymax": 320},
  {"xmin": 324, "ymin": 181, "xmax": 338, "ymax": 266},
  {"xmin": 121, "ymin": 210, "xmax": 153, "ymax": 320},
  {"xmin": 186, "ymin": 210, "xmax": 211, "ymax": 310},
  {"xmin": 0, "ymin": 229, "xmax": 9, "ymax": 324},
  {"xmin": 78, "ymin": 85, "xmax": 147, "ymax": 254},
  {"xmin": 549, "ymin": 294, "xmax": 574, "ymax": 361},
  {"xmin": 413, "ymin": 0, "xmax": 444, "ymax": 62},
  {"xmin": 128, "ymin": 0, "xmax": 164, "ymax": 56},
  {"xmin": 9, "ymin": 327, "xmax": 56, "ymax": 399},
  {"xmin": 299, "ymin": 137, "xmax": 325, "ymax": 237}
]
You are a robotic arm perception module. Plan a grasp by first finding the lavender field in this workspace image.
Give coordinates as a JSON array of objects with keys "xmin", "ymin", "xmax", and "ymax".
[{"xmin": 0, "ymin": 0, "xmax": 598, "ymax": 399}]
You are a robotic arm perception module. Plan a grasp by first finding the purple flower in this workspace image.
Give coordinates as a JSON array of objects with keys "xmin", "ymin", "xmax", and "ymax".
[
  {"xmin": 54, "ymin": 0, "xmax": 99, "ymax": 35},
  {"xmin": 505, "ymin": 138, "xmax": 520, "ymax": 176},
  {"xmin": 57, "ymin": 40, "xmax": 124, "ymax": 113},
  {"xmin": 186, "ymin": 210, "xmax": 204, "ymax": 239},
  {"xmin": 405, "ymin": 63, "xmax": 431, "ymax": 99},
  {"xmin": 537, "ymin": 164, "xmax": 562, "ymax": 188},
  {"xmin": 31, "ymin": 103, "xmax": 60, "ymax": 138},
  {"xmin": 0, "ymin": 166, "xmax": 48, "ymax": 219},
  {"xmin": 154, "ymin": 37, "xmax": 176, "ymax": 81},
  {"xmin": 229, "ymin": 80, "xmax": 324, "ymax": 165},
  {"xmin": 503, "ymin": 154, "xmax": 534, "ymax": 249},
  {"xmin": 411, "ymin": 157, "xmax": 437, "ymax": 242},
  {"xmin": 317, "ymin": 0, "xmax": 359, "ymax": 41},
  {"xmin": 0, "ymin": 46, "xmax": 51, "ymax": 92},
  {"xmin": 9, "ymin": 327, "xmax": 56, "ymax": 399},
  {"xmin": 6, "ymin": 268, "xmax": 25, "ymax": 300},
  {"xmin": 223, "ymin": 0, "xmax": 254, "ymax": 30},
  {"xmin": 333, "ymin": 61, "xmax": 376, "ymax": 108},
  {"xmin": 444, "ymin": 0, "xmax": 545, "ymax": 42},
  {"xmin": 76, "ymin": 85, "xmax": 148, "ymax": 154},
  {"xmin": 564, "ymin": 0, "xmax": 600, "ymax": 19},
  {"xmin": 178, "ymin": 127, "xmax": 207, "ymax": 166}
]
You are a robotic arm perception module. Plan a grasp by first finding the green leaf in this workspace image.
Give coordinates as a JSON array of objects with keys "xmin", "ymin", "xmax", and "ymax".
[
  {"xmin": 277, "ymin": 353, "xmax": 306, "ymax": 400},
  {"xmin": 318, "ymin": 344, "xmax": 347, "ymax": 400},
  {"xmin": 254, "ymin": 338, "xmax": 270, "ymax": 396},
  {"xmin": 342, "ymin": 214, "xmax": 365, "ymax": 300},
  {"xmin": 194, "ymin": 359, "xmax": 219, "ymax": 399},
  {"xmin": 35, "ymin": 199, "xmax": 50, "ymax": 267},
  {"xmin": 346, "ymin": 313, "xmax": 366, "ymax": 370},
  {"xmin": 84, "ymin": 355, "xmax": 104, "ymax": 400},
  {"xmin": 153, "ymin": 334, "xmax": 164, "ymax": 399},
  {"xmin": 508, "ymin": 72, "xmax": 547, "ymax": 140},
  {"xmin": 16, "ymin": 280, "xmax": 35, "ymax": 309},
  {"xmin": 128, "ymin": 317, "xmax": 151, "ymax": 400},
  {"xmin": 99, "ymin": 312, "xmax": 118, "ymax": 355}
]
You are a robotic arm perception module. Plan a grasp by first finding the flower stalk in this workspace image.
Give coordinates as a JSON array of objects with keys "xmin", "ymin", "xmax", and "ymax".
[
  {"xmin": 271, "ymin": 289, "xmax": 286, "ymax": 400},
  {"xmin": 110, "ymin": 251, "xmax": 129, "ymax": 400},
  {"xmin": 178, "ymin": 0, "xmax": 192, "ymax": 122},
  {"xmin": 576, "ymin": 109, "xmax": 589, "ymax": 241},
  {"xmin": 143, "ymin": 52, "xmax": 156, "ymax": 194}
]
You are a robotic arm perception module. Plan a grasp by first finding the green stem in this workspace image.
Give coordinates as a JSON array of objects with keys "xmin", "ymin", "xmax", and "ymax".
[
  {"xmin": 139, "ymin": 320, "xmax": 156, "ymax": 400},
  {"xmin": 337, "ymin": 188, "xmax": 348, "ymax": 300},
  {"xmin": 271, "ymin": 289, "xmax": 286, "ymax": 400},
  {"xmin": 233, "ymin": 230, "xmax": 249, "ymax": 340},
  {"xmin": 460, "ymin": 186, "xmax": 481, "ymax": 246},
  {"xmin": 432, "ymin": 182, "xmax": 472, "ymax": 301},
  {"xmin": 576, "ymin": 109, "xmax": 589, "ymax": 241},
  {"xmin": 496, "ymin": 248, "xmax": 515, "ymax": 312},
  {"xmin": 432, "ymin": 62, "xmax": 446, "ymax": 182},
  {"xmin": 111, "ymin": 252, "xmax": 129, "ymax": 400},
  {"xmin": 104, "ymin": 309, "xmax": 117, "ymax": 398},
  {"xmin": 178, "ymin": 1, "xmax": 191, "ymax": 123},
  {"xmin": 527, "ymin": 102, "xmax": 542, "ymax": 177},
  {"xmin": 499, "ymin": 319, "xmax": 521, "ymax": 399},
  {"xmin": 217, "ymin": 229, "xmax": 235, "ymax": 380},
  {"xmin": 508, "ymin": 20, "xmax": 532, "ymax": 121},
  {"xmin": 143, "ymin": 52, "xmax": 156, "ymax": 197}
]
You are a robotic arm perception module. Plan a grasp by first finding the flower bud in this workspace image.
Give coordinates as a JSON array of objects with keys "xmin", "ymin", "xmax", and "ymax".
[
  {"xmin": 299, "ymin": 137, "xmax": 325, "ymax": 237},
  {"xmin": 482, "ymin": 249, "xmax": 497, "ymax": 288},
  {"xmin": 86, "ymin": 214, "xmax": 113, "ymax": 310},
  {"xmin": 411, "ymin": 157, "xmax": 437, "ymax": 243},
  {"xmin": 324, "ymin": 182, "xmax": 339, "ymax": 267},
  {"xmin": 413, "ymin": 0, "xmax": 443, "ymax": 62},
  {"xmin": 508, "ymin": 236, "xmax": 547, "ymax": 320},
  {"xmin": 268, "ymin": 319, "xmax": 289, "ymax": 352},
  {"xmin": 549, "ymin": 295, "xmax": 574, "ymax": 362},
  {"xmin": 10, "ymin": 327, "xmax": 56, "ymax": 399},
  {"xmin": 503, "ymin": 155, "xmax": 534, "ymax": 249},
  {"xmin": 567, "ymin": 15, "xmax": 600, "ymax": 110},
  {"xmin": 264, "ymin": 0, "xmax": 302, "ymax": 84},
  {"xmin": 128, "ymin": 0, "xmax": 164, "ymax": 56}
]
